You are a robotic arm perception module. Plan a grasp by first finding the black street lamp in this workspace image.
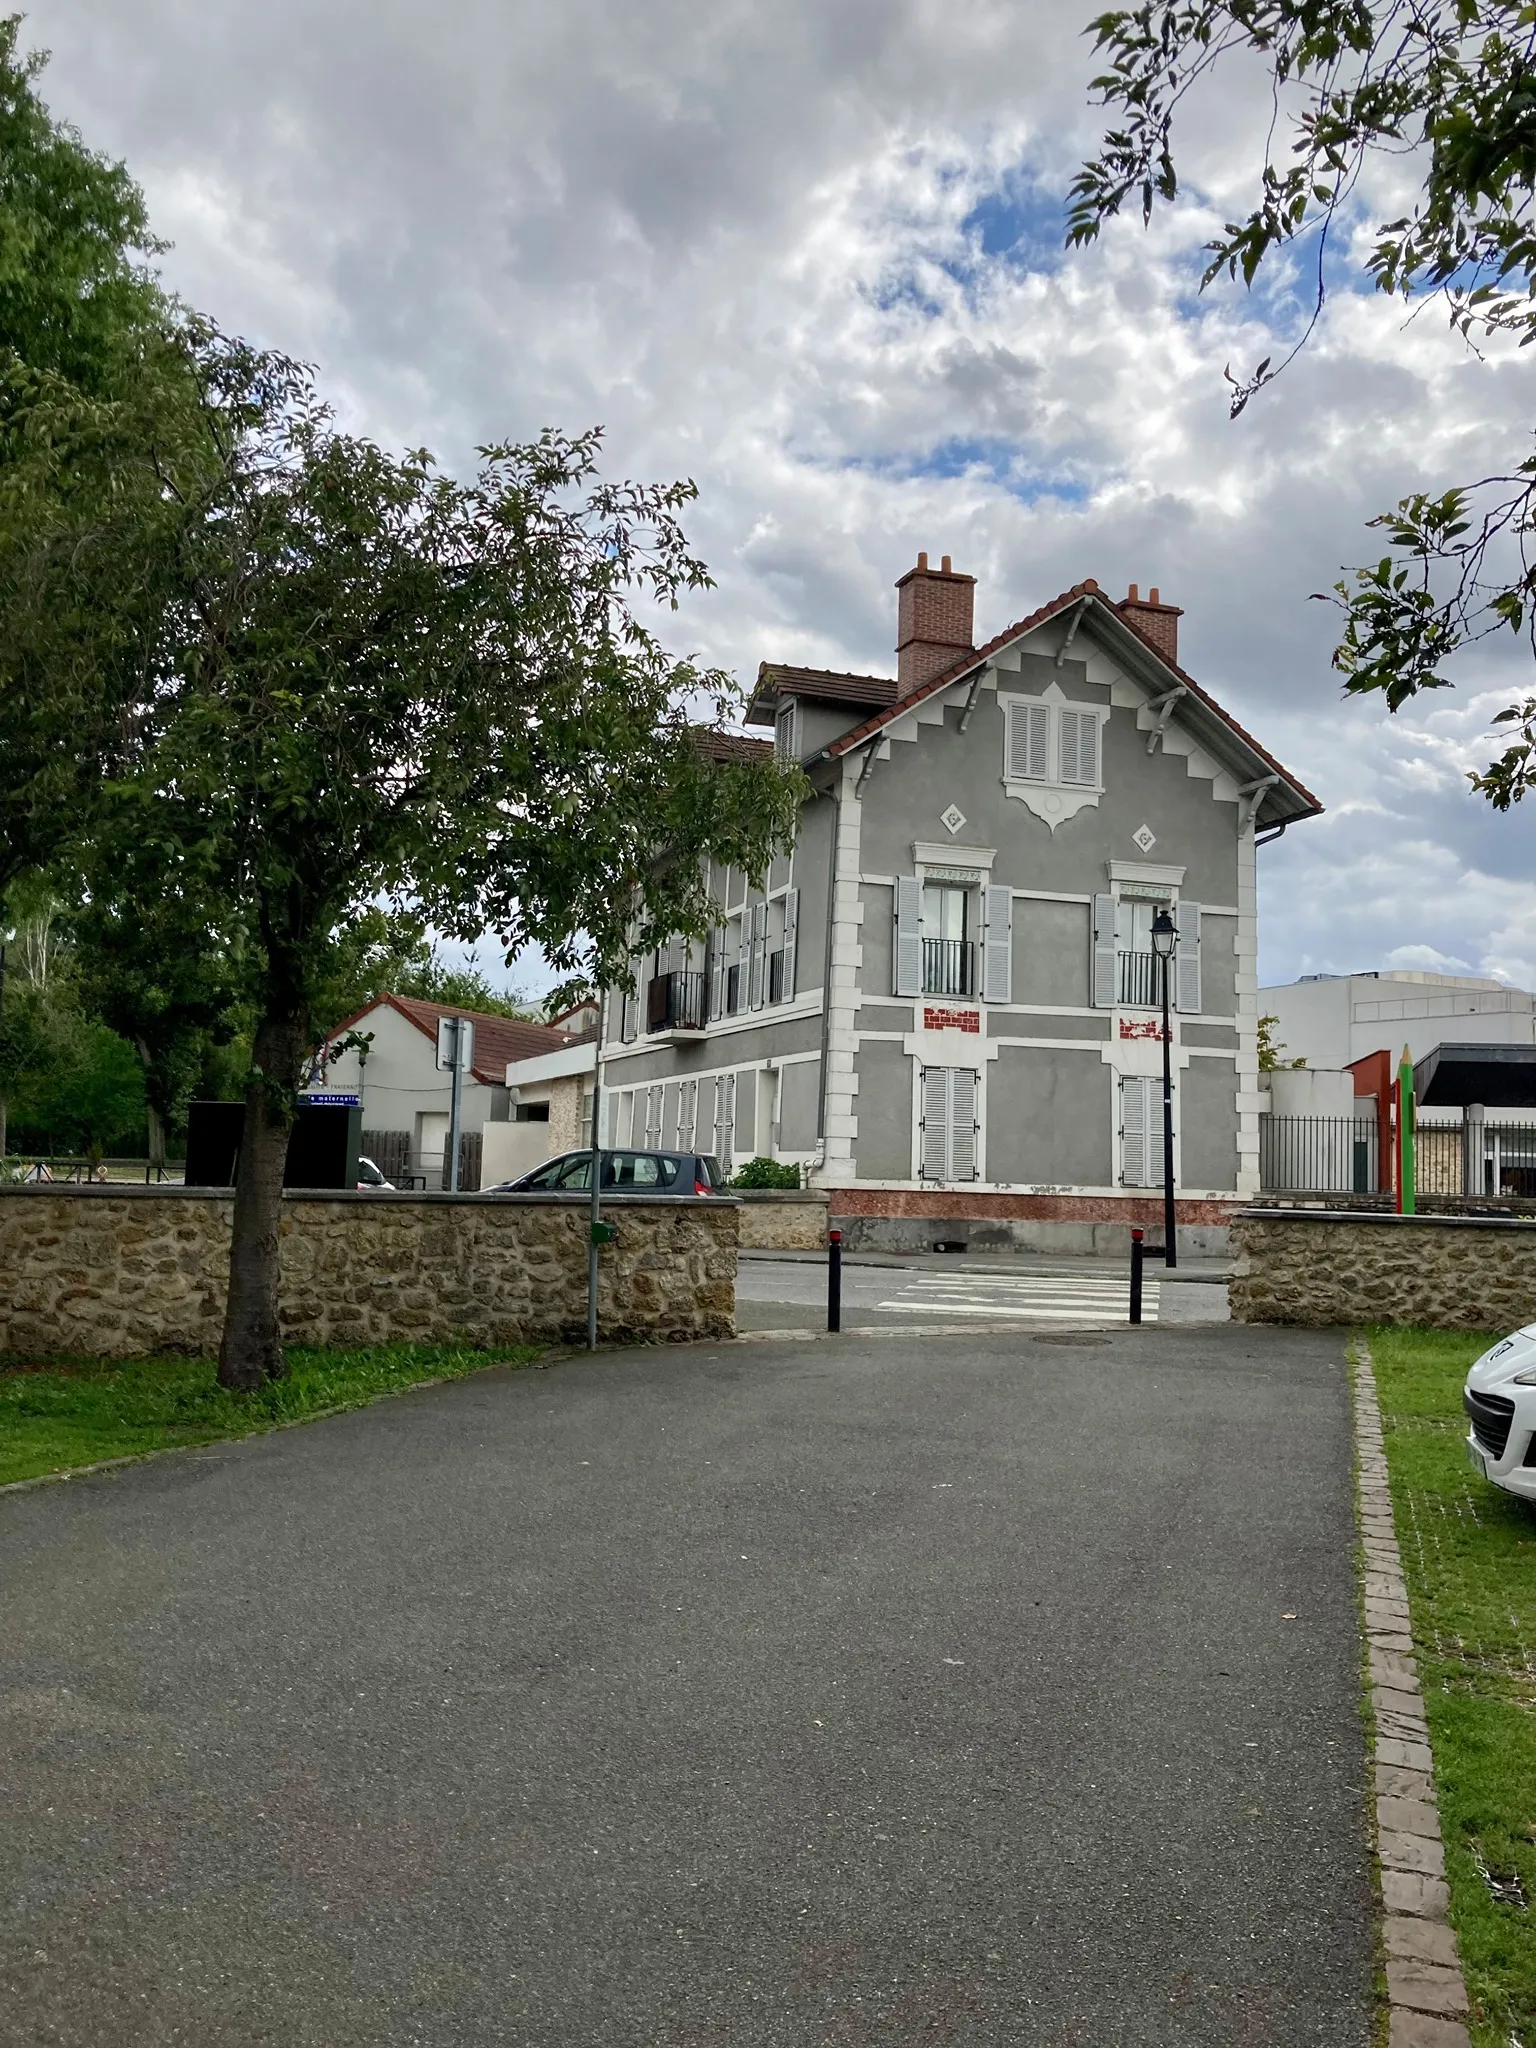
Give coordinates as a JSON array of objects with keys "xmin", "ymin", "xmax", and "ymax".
[{"xmin": 1150, "ymin": 907, "xmax": 1178, "ymax": 1270}]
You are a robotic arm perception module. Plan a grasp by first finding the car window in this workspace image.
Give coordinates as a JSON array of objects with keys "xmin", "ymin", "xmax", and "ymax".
[
  {"xmin": 698, "ymin": 1156, "xmax": 721, "ymax": 1187},
  {"xmin": 520, "ymin": 1159, "xmax": 565, "ymax": 1190},
  {"xmin": 557, "ymin": 1155, "xmax": 592, "ymax": 1189},
  {"xmin": 654, "ymin": 1156, "xmax": 680, "ymax": 1186},
  {"xmin": 607, "ymin": 1152, "xmax": 657, "ymax": 1187}
]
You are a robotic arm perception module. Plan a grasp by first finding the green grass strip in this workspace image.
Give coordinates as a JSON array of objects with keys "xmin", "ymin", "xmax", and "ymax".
[
  {"xmin": 1368, "ymin": 1325, "xmax": 1536, "ymax": 2048},
  {"xmin": 0, "ymin": 1341, "xmax": 544, "ymax": 1488}
]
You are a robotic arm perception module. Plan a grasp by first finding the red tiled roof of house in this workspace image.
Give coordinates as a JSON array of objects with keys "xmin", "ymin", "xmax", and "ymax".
[
  {"xmin": 324, "ymin": 993, "xmax": 586, "ymax": 1088},
  {"xmin": 819, "ymin": 579, "xmax": 1322, "ymax": 818},
  {"xmin": 748, "ymin": 663, "xmax": 901, "ymax": 721},
  {"xmin": 692, "ymin": 727, "xmax": 776, "ymax": 765}
]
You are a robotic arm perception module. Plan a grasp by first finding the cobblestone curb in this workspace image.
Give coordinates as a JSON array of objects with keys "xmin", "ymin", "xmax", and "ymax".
[{"xmin": 1353, "ymin": 1339, "xmax": 1473, "ymax": 2047}]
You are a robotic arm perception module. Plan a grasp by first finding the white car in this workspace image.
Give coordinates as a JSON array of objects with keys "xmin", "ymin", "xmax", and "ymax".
[{"xmin": 1464, "ymin": 1330, "xmax": 1536, "ymax": 1502}]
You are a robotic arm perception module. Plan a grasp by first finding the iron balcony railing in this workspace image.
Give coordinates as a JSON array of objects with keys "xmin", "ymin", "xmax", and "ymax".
[
  {"xmin": 922, "ymin": 937, "xmax": 975, "ymax": 998},
  {"xmin": 1117, "ymin": 950, "xmax": 1164, "ymax": 1008},
  {"xmin": 646, "ymin": 969, "xmax": 707, "ymax": 1033}
]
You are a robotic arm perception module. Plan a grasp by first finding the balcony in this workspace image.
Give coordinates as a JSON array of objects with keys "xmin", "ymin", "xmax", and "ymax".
[
  {"xmin": 1117, "ymin": 950, "xmax": 1165, "ymax": 1008},
  {"xmin": 646, "ymin": 969, "xmax": 707, "ymax": 1036},
  {"xmin": 922, "ymin": 937, "xmax": 975, "ymax": 998}
]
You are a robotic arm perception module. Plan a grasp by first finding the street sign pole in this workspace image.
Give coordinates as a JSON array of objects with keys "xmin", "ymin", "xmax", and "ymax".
[
  {"xmin": 587, "ymin": 987, "xmax": 607, "ymax": 1352},
  {"xmin": 437, "ymin": 1016, "xmax": 474, "ymax": 1193}
]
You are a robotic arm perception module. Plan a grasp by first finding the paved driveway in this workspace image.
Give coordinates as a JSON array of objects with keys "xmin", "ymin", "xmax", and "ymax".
[{"xmin": 1, "ymin": 1327, "xmax": 1371, "ymax": 2047}]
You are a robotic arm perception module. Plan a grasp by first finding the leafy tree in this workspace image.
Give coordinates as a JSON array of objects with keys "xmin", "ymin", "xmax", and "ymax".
[
  {"xmin": 10, "ymin": 1015, "xmax": 144, "ymax": 1157},
  {"xmin": 101, "ymin": 330, "xmax": 802, "ymax": 1389},
  {"xmin": 1257, "ymin": 1013, "xmax": 1305, "ymax": 1072},
  {"xmin": 0, "ymin": 15, "xmax": 195, "ymax": 906},
  {"xmin": 1070, "ymin": 2, "xmax": 1536, "ymax": 802}
]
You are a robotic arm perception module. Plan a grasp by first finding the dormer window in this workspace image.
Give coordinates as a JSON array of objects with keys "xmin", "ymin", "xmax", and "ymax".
[{"xmin": 774, "ymin": 699, "xmax": 798, "ymax": 762}]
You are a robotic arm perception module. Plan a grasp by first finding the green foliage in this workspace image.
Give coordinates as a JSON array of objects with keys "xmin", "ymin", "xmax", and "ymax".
[
  {"xmin": 729, "ymin": 1156, "xmax": 802, "ymax": 1188},
  {"xmin": 1071, "ymin": 3, "xmax": 1536, "ymax": 797},
  {"xmin": 0, "ymin": 17, "xmax": 202, "ymax": 903},
  {"xmin": 0, "ymin": 1340, "xmax": 543, "ymax": 1486},
  {"xmin": 1256, "ymin": 1013, "xmax": 1305, "ymax": 1071},
  {"xmin": 1368, "ymin": 1328, "xmax": 1536, "ymax": 2044}
]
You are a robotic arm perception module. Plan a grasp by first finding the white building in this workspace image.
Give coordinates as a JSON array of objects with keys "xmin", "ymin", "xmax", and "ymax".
[
  {"xmin": 1260, "ymin": 970, "xmax": 1536, "ymax": 1072},
  {"xmin": 318, "ymin": 995, "xmax": 591, "ymax": 1187}
]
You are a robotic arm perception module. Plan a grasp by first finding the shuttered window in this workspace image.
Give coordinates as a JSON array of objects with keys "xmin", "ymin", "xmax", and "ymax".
[
  {"xmin": 981, "ymin": 885, "xmax": 1012, "ymax": 1003},
  {"xmin": 1175, "ymin": 902, "xmax": 1202, "ymax": 1013},
  {"xmin": 678, "ymin": 1079, "xmax": 698, "ymax": 1152},
  {"xmin": 643, "ymin": 1085, "xmax": 662, "ymax": 1149},
  {"xmin": 713, "ymin": 1073, "xmax": 736, "ymax": 1174},
  {"xmin": 1092, "ymin": 893, "xmax": 1117, "ymax": 1007},
  {"xmin": 1007, "ymin": 701, "xmax": 1050, "ymax": 781},
  {"xmin": 748, "ymin": 901, "xmax": 769, "ymax": 1009},
  {"xmin": 1121, "ymin": 1075, "xmax": 1168, "ymax": 1187},
  {"xmin": 1058, "ymin": 708, "xmax": 1098, "ymax": 786},
  {"xmin": 894, "ymin": 875, "xmax": 922, "ymax": 996},
  {"xmin": 779, "ymin": 889, "xmax": 798, "ymax": 1004},
  {"xmin": 920, "ymin": 1066, "xmax": 980, "ymax": 1182}
]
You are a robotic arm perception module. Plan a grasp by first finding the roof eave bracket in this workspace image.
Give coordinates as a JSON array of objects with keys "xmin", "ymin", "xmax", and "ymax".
[
  {"xmin": 1053, "ymin": 599, "xmax": 1089, "ymax": 668},
  {"xmin": 957, "ymin": 670, "xmax": 987, "ymax": 733},
  {"xmin": 1144, "ymin": 684, "xmax": 1188, "ymax": 755},
  {"xmin": 1238, "ymin": 774, "xmax": 1281, "ymax": 833}
]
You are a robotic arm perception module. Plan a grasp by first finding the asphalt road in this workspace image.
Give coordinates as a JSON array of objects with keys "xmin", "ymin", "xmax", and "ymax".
[{"xmin": 1, "ymin": 1326, "xmax": 1371, "ymax": 2047}]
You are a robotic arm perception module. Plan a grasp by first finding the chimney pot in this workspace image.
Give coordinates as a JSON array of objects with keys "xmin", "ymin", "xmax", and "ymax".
[
  {"xmin": 1127, "ymin": 583, "xmax": 1139, "ymax": 603},
  {"xmin": 895, "ymin": 552, "xmax": 976, "ymax": 690},
  {"xmin": 1149, "ymin": 586, "xmax": 1160, "ymax": 604}
]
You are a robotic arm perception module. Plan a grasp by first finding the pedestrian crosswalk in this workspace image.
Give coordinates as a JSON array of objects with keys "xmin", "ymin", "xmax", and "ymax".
[{"xmin": 877, "ymin": 1268, "xmax": 1158, "ymax": 1326}]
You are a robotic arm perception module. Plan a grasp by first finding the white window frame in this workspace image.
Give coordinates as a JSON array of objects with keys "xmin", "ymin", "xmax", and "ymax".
[
  {"xmin": 998, "ymin": 685, "xmax": 1109, "ymax": 830},
  {"xmin": 774, "ymin": 699, "xmax": 799, "ymax": 762}
]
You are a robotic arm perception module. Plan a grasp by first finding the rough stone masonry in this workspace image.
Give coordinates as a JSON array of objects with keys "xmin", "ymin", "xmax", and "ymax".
[
  {"xmin": 0, "ymin": 1187, "xmax": 739, "ymax": 1358},
  {"xmin": 1232, "ymin": 1207, "xmax": 1536, "ymax": 1331}
]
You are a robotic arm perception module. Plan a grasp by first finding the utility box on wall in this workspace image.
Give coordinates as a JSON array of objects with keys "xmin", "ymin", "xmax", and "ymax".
[{"xmin": 183, "ymin": 1100, "xmax": 363, "ymax": 1190}]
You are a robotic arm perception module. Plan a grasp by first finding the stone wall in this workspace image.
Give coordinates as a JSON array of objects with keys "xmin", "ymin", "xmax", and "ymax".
[
  {"xmin": 1231, "ymin": 1206, "xmax": 1536, "ymax": 1330},
  {"xmin": 0, "ymin": 1187, "xmax": 738, "ymax": 1359},
  {"xmin": 736, "ymin": 1189, "xmax": 830, "ymax": 1251}
]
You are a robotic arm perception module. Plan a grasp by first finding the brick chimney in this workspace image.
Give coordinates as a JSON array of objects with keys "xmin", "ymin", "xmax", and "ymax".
[
  {"xmin": 1119, "ymin": 583, "xmax": 1182, "ymax": 666},
  {"xmin": 896, "ymin": 552, "xmax": 975, "ymax": 690}
]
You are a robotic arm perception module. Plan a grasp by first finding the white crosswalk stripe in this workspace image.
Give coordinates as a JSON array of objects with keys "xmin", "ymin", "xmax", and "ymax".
[{"xmin": 877, "ymin": 1270, "xmax": 1157, "ymax": 1325}]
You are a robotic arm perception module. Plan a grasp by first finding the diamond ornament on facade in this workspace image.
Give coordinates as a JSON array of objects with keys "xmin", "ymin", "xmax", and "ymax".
[
  {"xmin": 1132, "ymin": 822, "xmax": 1157, "ymax": 853},
  {"xmin": 940, "ymin": 804, "xmax": 966, "ymax": 835}
]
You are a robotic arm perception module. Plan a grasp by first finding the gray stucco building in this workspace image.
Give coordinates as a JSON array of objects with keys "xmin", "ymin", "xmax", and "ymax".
[{"xmin": 600, "ymin": 556, "xmax": 1320, "ymax": 1251}]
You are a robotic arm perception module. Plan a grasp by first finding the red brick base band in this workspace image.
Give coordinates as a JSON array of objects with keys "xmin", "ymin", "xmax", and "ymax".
[{"xmin": 827, "ymin": 1189, "xmax": 1240, "ymax": 1227}]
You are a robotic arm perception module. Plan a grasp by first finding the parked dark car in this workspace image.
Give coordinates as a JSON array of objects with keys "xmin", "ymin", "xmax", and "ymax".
[{"xmin": 487, "ymin": 1148, "xmax": 726, "ymax": 1196}]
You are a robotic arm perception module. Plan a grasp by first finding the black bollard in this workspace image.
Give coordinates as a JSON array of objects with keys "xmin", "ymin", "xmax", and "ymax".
[
  {"xmin": 828, "ymin": 1227, "xmax": 842, "ymax": 1333},
  {"xmin": 1129, "ymin": 1227, "xmax": 1144, "ymax": 1326}
]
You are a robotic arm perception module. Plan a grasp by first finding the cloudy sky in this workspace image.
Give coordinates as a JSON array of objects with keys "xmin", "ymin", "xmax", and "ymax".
[{"xmin": 28, "ymin": 0, "xmax": 1536, "ymax": 995}]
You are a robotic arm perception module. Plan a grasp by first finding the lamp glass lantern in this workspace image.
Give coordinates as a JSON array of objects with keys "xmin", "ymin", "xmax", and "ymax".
[{"xmin": 1150, "ymin": 908, "xmax": 1177, "ymax": 960}]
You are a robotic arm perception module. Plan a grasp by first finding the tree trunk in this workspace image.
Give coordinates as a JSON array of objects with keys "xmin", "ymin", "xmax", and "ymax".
[
  {"xmin": 135, "ymin": 1040, "xmax": 166, "ymax": 1172},
  {"xmin": 0, "ymin": 1089, "xmax": 7, "ymax": 1164},
  {"xmin": 217, "ymin": 1004, "xmax": 307, "ymax": 1390}
]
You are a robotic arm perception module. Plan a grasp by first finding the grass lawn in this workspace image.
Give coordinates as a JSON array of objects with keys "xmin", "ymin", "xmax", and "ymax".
[
  {"xmin": 0, "ymin": 1341, "xmax": 545, "ymax": 1488},
  {"xmin": 1369, "ymin": 1326, "xmax": 1536, "ymax": 2048}
]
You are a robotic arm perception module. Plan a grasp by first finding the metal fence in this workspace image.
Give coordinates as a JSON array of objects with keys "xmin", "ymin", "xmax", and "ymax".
[
  {"xmin": 1259, "ymin": 1116, "xmax": 1380, "ymax": 1194},
  {"xmin": 1258, "ymin": 1113, "xmax": 1536, "ymax": 1197},
  {"xmin": 922, "ymin": 937, "xmax": 975, "ymax": 997}
]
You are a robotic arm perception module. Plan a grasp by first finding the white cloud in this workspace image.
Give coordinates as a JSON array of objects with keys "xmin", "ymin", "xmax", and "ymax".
[{"xmin": 23, "ymin": 0, "xmax": 1536, "ymax": 997}]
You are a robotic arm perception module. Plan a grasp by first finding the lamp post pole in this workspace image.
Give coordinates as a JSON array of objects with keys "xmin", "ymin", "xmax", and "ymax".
[{"xmin": 1152, "ymin": 909, "xmax": 1178, "ymax": 1270}]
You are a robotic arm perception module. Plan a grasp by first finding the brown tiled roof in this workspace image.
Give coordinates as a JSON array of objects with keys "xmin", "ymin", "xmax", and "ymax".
[
  {"xmin": 325, "ymin": 993, "xmax": 585, "ymax": 1087},
  {"xmin": 748, "ymin": 663, "xmax": 901, "ymax": 723},
  {"xmin": 691, "ymin": 727, "xmax": 775, "ymax": 764},
  {"xmin": 821, "ymin": 579, "xmax": 1322, "ymax": 822}
]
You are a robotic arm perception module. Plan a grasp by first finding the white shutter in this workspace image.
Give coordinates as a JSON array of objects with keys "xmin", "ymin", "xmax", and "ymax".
[
  {"xmin": 894, "ymin": 875, "xmax": 922, "ymax": 996},
  {"xmin": 779, "ymin": 889, "xmax": 798, "ymax": 1004},
  {"xmin": 1175, "ymin": 901, "xmax": 1201, "ymax": 1013},
  {"xmin": 748, "ymin": 901, "xmax": 768, "ymax": 1009},
  {"xmin": 644, "ymin": 1085, "xmax": 662, "ymax": 1148},
  {"xmin": 678, "ymin": 1079, "xmax": 696, "ymax": 1151},
  {"xmin": 713, "ymin": 1072, "xmax": 735, "ymax": 1174},
  {"xmin": 920, "ymin": 1067, "xmax": 950, "ymax": 1180},
  {"xmin": 1008, "ymin": 700, "xmax": 1050, "ymax": 780},
  {"xmin": 709, "ymin": 930, "xmax": 725, "ymax": 1020},
  {"xmin": 621, "ymin": 977, "xmax": 638, "ymax": 1043},
  {"xmin": 1122, "ymin": 1075, "xmax": 1149, "ymax": 1186},
  {"xmin": 982, "ymin": 885, "xmax": 1012, "ymax": 1004},
  {"xmin": 950, "ymin": 1068, "xmax": 978, "ymax": 1181},
  {"xmin": 1093, "ymin": 893, "xmax": 1117, "ymax": 1007},
  {"xmin": 1060, "ymin": 709, "xmax": 1098, "ymax": 786}
]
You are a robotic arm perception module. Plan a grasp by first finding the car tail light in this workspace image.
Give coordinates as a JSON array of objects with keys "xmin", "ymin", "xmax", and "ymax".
[{"xmin": 694, "ymin": 1179, "xmax": 712, "ymax": 1196}]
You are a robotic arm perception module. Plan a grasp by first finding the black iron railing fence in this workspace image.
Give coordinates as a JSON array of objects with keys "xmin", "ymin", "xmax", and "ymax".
[
  {"xmin": 922, "ymin": 937, "xmax": 975, "ymax": 998},
  {"xmin": 1259, "ymin": 1116, "xmax": 1380, "ymax": 1194},
  {"xmin": 1117, "ymin": 950, "xmax": 1163, "ymax": 1007},
  {"xmin": 646, "ymin": 970, "xmax": 707, "ymax": 1033}
]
